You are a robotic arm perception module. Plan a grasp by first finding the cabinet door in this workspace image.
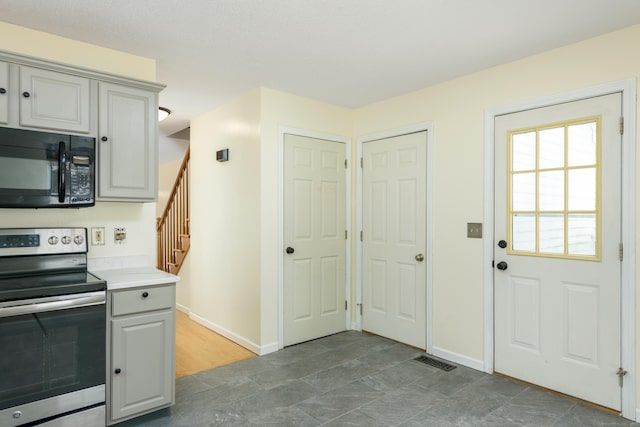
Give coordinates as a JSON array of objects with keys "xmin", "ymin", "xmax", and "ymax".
[
  {"xmin": 98, "ymin": 82, "xmax": 157, "ymax": 201},
  {"xmin": 0, "ymin": 61, "xmax": 8, "ymax": 125},
  {"xmin": 20, "ymin": 66, "xmax": 91, "ymax": 133},
  {"xmin": 110, "ymin": 310, "xmax": 174, "ymax": 421}
]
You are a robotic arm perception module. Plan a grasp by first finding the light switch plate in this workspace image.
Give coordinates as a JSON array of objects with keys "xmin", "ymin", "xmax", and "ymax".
[{"xmin": 467, "ymin": 222, "xmax": 483, "ymax": 238}]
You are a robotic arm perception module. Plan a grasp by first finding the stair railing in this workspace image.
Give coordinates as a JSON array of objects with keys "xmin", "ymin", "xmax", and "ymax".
[{"xmin": 157, "ymin": 146, "xmax": 190, "ymax": 274}]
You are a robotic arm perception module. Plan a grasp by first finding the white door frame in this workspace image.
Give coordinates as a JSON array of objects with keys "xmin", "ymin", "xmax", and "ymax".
[
  {"xmin": 356, "ymin": 122, "xmax": 434, "ymax": 352},
  {"xmin": 278, "ymin": 127, "xmax": 351, "ymax": 349},
  {"xmin": 483, "ymin": 79, "xmax": 636, "ymax": 419}
]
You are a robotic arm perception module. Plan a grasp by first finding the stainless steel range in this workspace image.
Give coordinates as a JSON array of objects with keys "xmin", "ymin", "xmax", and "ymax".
[{"xmin": 0, "ymin": 228, "xmax": 106, "ymax": 426}]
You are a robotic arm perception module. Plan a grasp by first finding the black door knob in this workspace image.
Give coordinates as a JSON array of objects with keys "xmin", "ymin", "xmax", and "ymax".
[
  {"xmin": 496, "ymin": 261, "xmax": 508, "ymax": 271},
  {"xmin": 0, "ymin": 88, "xmax": 5, "ymax": 94},
  {"xmin": 114, "ymin": 368, "xmax": 121, "ymax": 374},
  {"xmin": 142, "ymin": 291, "xmax": 149, "ymax": 298},
  {"xmin": 22, "ymin": 91, "xmax": 30, "ymax": 98},
  {"xmin": 286, "ymin": 247, "xmax": 295, "ymax": 254},
  {"xmin": 101, "ymin": 136, "xmax": 108, "ymax": 142},
  {"xmin": 497, "ymin": 240, "xmax": 507, "ymax": 249}
]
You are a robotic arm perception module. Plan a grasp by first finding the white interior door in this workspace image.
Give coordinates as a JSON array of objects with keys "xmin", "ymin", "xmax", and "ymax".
[
  {"xmin": 283, "ymin": 134, "xmax": 347, "ymax": 346},
  {"xmin": 362, "ymin": 131, "xmax": 427, "ymax": 349},
  {"xmin": 494, "ymin": 93, "xmax": 622, "ymax": 410}
]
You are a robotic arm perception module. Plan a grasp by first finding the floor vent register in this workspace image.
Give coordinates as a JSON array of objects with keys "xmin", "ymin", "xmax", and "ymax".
[{"xmin": 414, "ymin": 355, "xmax": 457, "ymax": 372}]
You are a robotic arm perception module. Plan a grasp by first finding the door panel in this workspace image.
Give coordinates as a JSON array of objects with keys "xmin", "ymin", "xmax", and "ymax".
[
  {"xmin": 494, "ymin": 93, "xmax": 621, "ymax": 410},
  {"xmin": 284, "ymin": 134, "xmax": 347, "ymax": 346},
  {"xmin": 362, "ymin": 131, "xmax": 427, "ymax": 349}
]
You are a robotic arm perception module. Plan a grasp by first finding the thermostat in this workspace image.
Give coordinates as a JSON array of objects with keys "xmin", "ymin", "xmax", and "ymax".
[{"xmin": 216, "ymin": 149, "xmax": 229, "ymax": 162}]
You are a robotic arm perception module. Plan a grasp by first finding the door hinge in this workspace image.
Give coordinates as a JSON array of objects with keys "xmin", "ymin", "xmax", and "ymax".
[
  {"xmin": 360, "ymin": 157, "xmax": 363, "ymax": 168},
  {"xmin": 360, "ymin": 230, "xmax": 363, "ymax": 241},
  {"xmin": 344, "ymin": 159, "xmax": 348, "ymax": 169},
  {"xmin": 345, "ymin": 230, "xmax": 348, "ymax": 240},
  {"xmin": 620, "ymin": 116, "xmax": 624, "ymax": 135},
  {"xmin": 345, "ymin": 300, "xmax": 348, "ymax": 311},
  {"xmin": 617, "ymin": 367, "xmax": 628, "ymax": 387},
  {"xmin": 358, "ymin": 303, "xmax": 363, "ymax": 316},
  {"xmin": 619, "ymin": 243, "xmax": 624, "ymax": 261}
]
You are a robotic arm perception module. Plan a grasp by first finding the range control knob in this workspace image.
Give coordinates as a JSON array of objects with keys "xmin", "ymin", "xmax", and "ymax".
[
  {"xmin": 61, "ymin": 236, "xmax": 72, "ymax": 245},
  {"xmin": 74, "ymin": 235, "xmax": 84, "ymax": 245},
  {"xmin": 48, "ymin": 236, "xmax": 59, "ymax": 245}
]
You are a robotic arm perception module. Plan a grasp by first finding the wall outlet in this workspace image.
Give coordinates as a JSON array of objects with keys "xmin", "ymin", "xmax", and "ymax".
[
  {"xmin": 114, "ymin": 227, "xmax": 127, "ymax": 244},
  {"xmin": 91, "ymin": 227, "xmax": 105, "ymax": 246}
]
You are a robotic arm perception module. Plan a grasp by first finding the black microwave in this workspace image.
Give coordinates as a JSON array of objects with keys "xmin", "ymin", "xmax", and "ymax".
[{"xmin": 0, "ymin": 128, "xmax": 95, "ymax": 208}]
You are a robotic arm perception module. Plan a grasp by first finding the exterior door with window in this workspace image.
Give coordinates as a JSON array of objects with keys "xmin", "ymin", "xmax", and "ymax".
[{"xmin": 494, "ymin": 93, "xmax": 622, "ymax": 410}]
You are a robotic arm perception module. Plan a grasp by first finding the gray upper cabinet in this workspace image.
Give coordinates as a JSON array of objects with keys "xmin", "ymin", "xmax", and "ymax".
[
  {"xmin": 0, "ymin": 61, "xmax": 8, "ymax": 125},
  {"xmin": 19, "ymin": 66, "xmax": 91, "ymax": 133},
  {"xmin": 98, "ymin": 82, "xmax": 158, "ymax": 201}
]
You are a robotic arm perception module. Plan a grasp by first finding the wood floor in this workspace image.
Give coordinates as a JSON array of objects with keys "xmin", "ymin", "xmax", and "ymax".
[{"xmin": 175, "ymin": 310, "xmax": 256, "ymax": 379}]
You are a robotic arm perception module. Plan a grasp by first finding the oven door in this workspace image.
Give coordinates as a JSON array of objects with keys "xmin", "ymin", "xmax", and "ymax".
[{"xmin": 0, "ymin": 292, "xmax": 106, "ymax": 426}]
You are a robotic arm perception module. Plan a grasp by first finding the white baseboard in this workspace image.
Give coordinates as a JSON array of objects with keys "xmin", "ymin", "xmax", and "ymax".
[
  {"xmin": 431, "ymin": 346, "xmax": 485, "ymax": 372},
  {"xmin": 187, "ymin": 312, "xmax": 277, "ymax": 356},
  {"xmin": 634, "ymin": 409, "xmax": 640, "ymax": 422},
  {"xmin": 175, "ymin": 303, "xmax": 189, "ymax": 313}
]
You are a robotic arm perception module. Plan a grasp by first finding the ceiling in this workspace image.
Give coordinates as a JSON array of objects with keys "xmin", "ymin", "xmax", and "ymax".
[{"xmin": 2, "ymin": 1, "xmax": 640, "ymax": 161}]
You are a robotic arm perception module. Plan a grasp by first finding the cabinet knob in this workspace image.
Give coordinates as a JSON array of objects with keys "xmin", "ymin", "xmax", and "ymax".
[
  {"xmin": 22, "ymin": 91, "xmax": 30, "ymax": 98},
  {"xmin": 142, "ymin": 291, "xmax": 149, "ymax": 298},
  {"xmin": 101, "ymin": 136, "xmax": 108, "ymax": 142},
  {"xmin": 114, "ymin": 368, "xmax": 121, "ymax": 374},
  {"xmin": 0, "ymin": 88, "xmax": 5, "ymax": 94}
]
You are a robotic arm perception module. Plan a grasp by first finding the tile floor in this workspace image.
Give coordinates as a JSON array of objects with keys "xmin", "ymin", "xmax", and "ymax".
[{"xmin": 118, "ymin": 331, "xmax": 638, "ymax": 426}]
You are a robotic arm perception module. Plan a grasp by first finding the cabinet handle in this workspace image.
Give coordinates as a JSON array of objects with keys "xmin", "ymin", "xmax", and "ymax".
[
  {"xmin": 114, "ymin": 368, "xmax": 121, "ymax": 374},
  {"xmin": 0, "ymin": 88, "xmax": 5, "ymax": 94},
  {"xmin": 101, "ymin": 136, "xmax": 108, "ymax": 142},
  {"xmin": 142, "ymin": 291, "xmax": 149, "ymax": 298},
  {"xmin": 22, "ymin": 91, "xmax": 30, "ymax": 98}
]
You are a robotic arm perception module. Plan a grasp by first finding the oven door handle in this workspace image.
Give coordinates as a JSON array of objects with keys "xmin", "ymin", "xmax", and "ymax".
[{"xmin": 0, "ymin": 291, "xmax": 105, "ymax": 318}]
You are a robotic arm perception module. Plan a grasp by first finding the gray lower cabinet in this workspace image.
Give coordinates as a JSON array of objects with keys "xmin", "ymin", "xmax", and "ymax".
[{"xmin": 107, "ymin": 284, "xmax": 176, "ymax": 425}]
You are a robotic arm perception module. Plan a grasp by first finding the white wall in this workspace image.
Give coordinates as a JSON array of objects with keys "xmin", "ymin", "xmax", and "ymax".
[
  {"xmin": 0, "ymin": 23, "xmax": 158, "ymax": 264},
  {"xmin": 189, "ymin": 89, "xmax": 262, "ymax": 348}
]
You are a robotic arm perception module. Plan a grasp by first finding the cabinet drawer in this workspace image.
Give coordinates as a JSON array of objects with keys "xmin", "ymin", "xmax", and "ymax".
[{"xmin": 112, "ymin": 285, "xmax": 174, "ymax": 316}]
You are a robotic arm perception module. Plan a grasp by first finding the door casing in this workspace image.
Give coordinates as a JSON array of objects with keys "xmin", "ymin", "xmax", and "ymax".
[
  {"xmin": 356, "ymin": 122, "xmax": 434, "ymax": 352},
  {"xmin": 278, "ymin": 127, "xmax": 351, "ymax": 350},
  {"xmin": 483, "ymin": 79, "xmax": 636, "ymax": 420}
]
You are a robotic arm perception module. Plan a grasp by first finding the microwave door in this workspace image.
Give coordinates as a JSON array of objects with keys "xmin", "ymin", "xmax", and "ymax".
[{"xmin": 0, "ymin": 133, "xmax": 61, "ymax": 208}]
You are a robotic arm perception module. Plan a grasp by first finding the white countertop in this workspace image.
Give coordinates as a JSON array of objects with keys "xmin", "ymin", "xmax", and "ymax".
[{"xmin": 91, "ymin": 267, "xmax": 180, "ymax": 291}]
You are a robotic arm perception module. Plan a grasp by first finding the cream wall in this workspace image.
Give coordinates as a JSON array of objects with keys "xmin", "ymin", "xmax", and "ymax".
[
  {"xmin": 189, "ymin": 89, "xmax": 262, "ymax": 347},
  {"xmin": 354, "ymin": 23, "xmax": 640, "ymax": 364},
  {"xmin": 0, "ymin": 24, "xmax": 158, "ymax": 263},
  {"xmin": 258, "ymin": 88, "xmax": 354, "ymax": 348}
]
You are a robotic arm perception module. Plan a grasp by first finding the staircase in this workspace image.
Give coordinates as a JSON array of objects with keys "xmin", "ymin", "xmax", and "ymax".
[{"xmin": 157, "ymin": 146, "xmax": 190, "ymax": 274}]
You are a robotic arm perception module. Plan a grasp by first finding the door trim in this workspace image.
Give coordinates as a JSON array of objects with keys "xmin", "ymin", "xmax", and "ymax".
[
  {"xmin": 483, "ymin": 79, "xmax": 636, "ymax": 419},
  {"xmin": 278, "ymin": 127, "xmax": 351, "ymax": 350},
  {"xmin": 356, "ymin": 122, "xmax": 434, "ymax": 352}
]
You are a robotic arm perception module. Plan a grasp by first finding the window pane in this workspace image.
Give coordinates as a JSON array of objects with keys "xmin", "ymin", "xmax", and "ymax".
[
  {"xmin": 512, "ymin": 214, "xmax": 536, "ymax": 252},
  {"xmin": 512, "ymin": 173, "xmax": 536, "ymax": 211},
  {"xmin": 512, "ymin": 132, "xmax": 536, "ymax": 171},
  {"xmin": 539, "ymin": 214, "xmax": 564, "ymax": 254},
  {"xmin": 539, "ymin": 127, "xmax": 564, "ymax": 169},
  {"xmin": 568, "ymin": 214, "xmax": 596, "ymax": 256},
  {"xmin": 539, "ymin": 170, "xmax": 564, "ymax": 211},
  {"xmin": 568, "ymin": 122, "xmax": 596, "ymax": 167},
  {"xmin": 568, "ymin": 168, "xmax": 596, "ymax": 211}
]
